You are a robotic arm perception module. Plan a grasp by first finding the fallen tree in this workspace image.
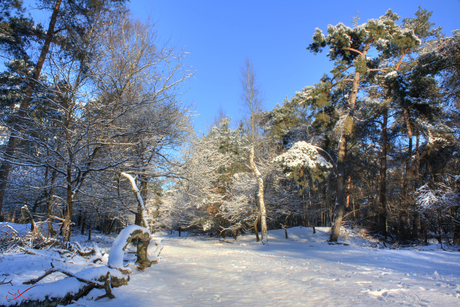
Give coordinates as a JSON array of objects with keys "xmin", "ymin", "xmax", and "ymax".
[
  {"xmin": 1, "ymin": 224, "xmax": 163, "ymax": 306},
  {"xmin": 4, "ymin": 267, "xmax": 128, "ymax": 307}
]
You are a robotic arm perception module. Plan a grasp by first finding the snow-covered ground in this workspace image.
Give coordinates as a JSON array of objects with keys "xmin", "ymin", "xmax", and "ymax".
[{"xmin": 2, "ymin": 225, "xmax": 460, "ymax": 306}]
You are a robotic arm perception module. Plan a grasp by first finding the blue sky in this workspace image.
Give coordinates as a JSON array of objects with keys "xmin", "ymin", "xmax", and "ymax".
[
  {"xmin": 128, "ymin": 0, "xmax": 460, "ymax": 132},
  {"xmin": 20, "ymin": 1, "xmax": 460, "ymax": 131}
]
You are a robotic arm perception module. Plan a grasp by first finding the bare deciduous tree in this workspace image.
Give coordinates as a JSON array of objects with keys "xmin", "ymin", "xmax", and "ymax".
[{"xmin": 240, "ymin": 58, "xmax": 267, "ymax": 243}]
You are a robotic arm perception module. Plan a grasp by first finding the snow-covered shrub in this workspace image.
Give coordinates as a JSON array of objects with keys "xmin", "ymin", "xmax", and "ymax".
[
  {"xmin": 415, "ymin": 182, "xmax": 460, "ymax": 243},
  {"xmin": 273, "ymin": 141, "xmax": 333, "ymax": 169}
]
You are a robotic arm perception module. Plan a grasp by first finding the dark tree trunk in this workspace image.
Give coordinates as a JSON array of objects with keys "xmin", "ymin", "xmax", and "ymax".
[
  {"xmin": 453, "ymin": 208, "xmax": 460, "ymax": 245},
  {"xmin": 253, "ymin": 213, "xmax": 260, "ymax": 242},
  {"xmin": 412, "ymin": 132, "xmax": 422, "ymax": 238},
  {"xmin": 402, "ymin": 108, "xmax": 413, "ymax": 239},
  {"xmin": 378, "ymin": 109, "xmax": 388, "ymax": 238},
  {"xmin": 346, "ymin": 175, "xmax": 351, "ymax": 209},
  {"xmin": 330, "ymin": 62, "xmax": 362, "ymax": 242},
  {"xmin": 330, "ymin": 135, "xmax": 347, "ymax": 242},
  {"xmin": 63, "ymin": 159, "xmax": 74, "ymax": 241},
  {"xmin": 81, "ymin": 212, "xmax": 86, "ymax": 235},
  {"xmin": 46, "ymin": 166, "xmax": 58, "ymax": 237}
]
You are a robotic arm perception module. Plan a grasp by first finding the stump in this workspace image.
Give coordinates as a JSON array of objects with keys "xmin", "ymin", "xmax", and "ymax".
[
  {"xmin": 108, "ymin": 225, "xmax": 155, "ymax": 272},
  {"xmin": 130, "ymin": 229, "xmax": 154, "ymax": 269}
]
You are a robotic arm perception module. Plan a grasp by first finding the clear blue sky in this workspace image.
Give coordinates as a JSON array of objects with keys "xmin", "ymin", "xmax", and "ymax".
[
  {"xmin": 128, "ymin": 0, "xmax": 460, "ymax": 132},
  {"xmin": 20, "ymin": 1, "xmax": 459, "ymax": 131}
]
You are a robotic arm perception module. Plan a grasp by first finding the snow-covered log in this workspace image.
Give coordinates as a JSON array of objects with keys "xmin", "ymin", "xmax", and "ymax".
[{"xmin": 1, "ymin": 267, "xmax": 128, "ymax": 306}]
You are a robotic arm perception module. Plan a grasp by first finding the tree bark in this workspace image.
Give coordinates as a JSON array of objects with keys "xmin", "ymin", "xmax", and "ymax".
[
  {"xmin": 378, "ymin": 108, "xmax": 388, "ymax": 238},
  {"xmin": 402, "ymin": 108, "xmax": 413, "ymax": 238},
  {"xmin": 330, "ymin": 135, "xmax": 347, "ymax": 242},
  {"xmin": 250, "ymin": 146, "xmax": 267, "ymax": 244},
  {"xmin": 0, "ymin": 0, "xmax": 62, "ymax": 221},
  {"xmin": 412, "ymin": 131, "xmax": 421, "ymax": 238},
  {"xmin": 329, "ymin": 60, "xmax": 362, "ymax": 242},
  {"xmin": 253, "ymin": 212, "xmax": 260, "ymax": 242},
  {"xmin": 63, "ymin": 158, "xmax": 74, "ymax": 241},
  {"xmin": 346, "ymin": 175, "xmax": 351, "ymax": 209}
]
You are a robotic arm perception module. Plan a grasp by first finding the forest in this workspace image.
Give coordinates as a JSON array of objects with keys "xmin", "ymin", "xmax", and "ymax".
[{"xmin": 1, "ymin": 0, "xmax": 460, "ymax": 248}]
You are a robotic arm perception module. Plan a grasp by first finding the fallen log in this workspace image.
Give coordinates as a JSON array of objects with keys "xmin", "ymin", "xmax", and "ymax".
[
  {"xmin": 1, "ymin": 267, "xmax": 129, "ymax": 306},
  {"xmin": 2, "ymin": 225, "xmax": 161, "ymax": 306}
]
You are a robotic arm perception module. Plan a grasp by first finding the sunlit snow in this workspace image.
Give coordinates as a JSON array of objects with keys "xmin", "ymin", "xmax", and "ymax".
[{"xmin": 2, "ymin": 224, "xmax": 460, "ymax": 306}]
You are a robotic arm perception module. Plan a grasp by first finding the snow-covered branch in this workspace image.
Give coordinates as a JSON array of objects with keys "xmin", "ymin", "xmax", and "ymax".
[{"xmin": 120, "ymin": 172, "xmax": 149, "ymax": 228}]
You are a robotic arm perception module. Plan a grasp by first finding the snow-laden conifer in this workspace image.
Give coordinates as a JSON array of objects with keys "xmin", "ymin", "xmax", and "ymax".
[{"xmin": 273, "ymin": 141, "xmax": 333, "ymax": 170}]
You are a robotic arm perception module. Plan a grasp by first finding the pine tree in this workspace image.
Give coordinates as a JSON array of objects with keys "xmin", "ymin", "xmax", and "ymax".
[{"xmin": 294, "ymin": 8, "xmax": 425, "ymax": 240}]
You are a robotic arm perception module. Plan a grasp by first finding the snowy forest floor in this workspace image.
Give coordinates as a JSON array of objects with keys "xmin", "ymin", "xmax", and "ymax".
[
  {"xmin": 76, "ymin": 227, "xmax": 460, "ymax": 306},
  {"xmin": 2, "ymin": 226, "xmax": 460, "ymax": 306}
]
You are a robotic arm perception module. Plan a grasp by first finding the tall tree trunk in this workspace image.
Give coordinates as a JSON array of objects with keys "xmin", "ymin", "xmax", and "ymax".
[
  {"xmin": 329, "ymin": 61, "xmax": 362, "ymax": 242},
  {"xmin": 412, "ymin": 131, "xmax": 421, "ymax": 238},
  {"xmin": 250, "ymin": 146, "xmax": 267, "ymax": 244},
  {"xmin": 330, "ymin": 135, "xmax": 347, "ymax": 242},
  {"xmin": 46, "ymin": 168, "xmax": 58, "ymax": 237},
  {"xmin": 403, "ymin": 108, "xmax": 413, "ymax": 238},
  {"xmin": 0, "ymin": 0, "xmax": 62, "ymax": 221},
  {"xmin": 403, "ymin": 108, "xmax": 413, "ymax": 179},
  {"xmin": 63, "ymin": 161, "xmax": 74, "ymax": 241},
  {"xmin": 378, "ymin": 108, "xmax": 388, "ymax": 238},
  {"xmin": 81, "ymin": 211, "xmax": 86, "ymax": 236}
]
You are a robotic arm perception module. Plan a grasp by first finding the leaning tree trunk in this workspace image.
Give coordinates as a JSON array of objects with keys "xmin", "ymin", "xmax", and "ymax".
[
  {"xmin": 250, "ymin": 146, "xmax": 267, "ymax": 244},
  {"xmin": 0, "ymin": 0, "xmax": 62, "ymax": 221},
  {"xmin": 121, "ymin": 172, "xmax": 149, "ymax": 229}
]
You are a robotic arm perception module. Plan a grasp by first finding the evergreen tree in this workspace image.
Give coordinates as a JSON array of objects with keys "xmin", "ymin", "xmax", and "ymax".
[{"xmin": 286, "ymin": 8, "xmax": 431, "ymax": 240}]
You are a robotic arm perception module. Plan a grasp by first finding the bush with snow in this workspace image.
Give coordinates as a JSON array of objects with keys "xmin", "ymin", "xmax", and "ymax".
[{"xmin": 273, "ymin": 141, "xmax": 333, "ymax": 170}]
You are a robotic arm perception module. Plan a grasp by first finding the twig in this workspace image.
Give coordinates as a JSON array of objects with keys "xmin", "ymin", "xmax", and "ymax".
[
  {"xmin": 4, "ymin": 223, "xmax": 20, "ymax": 239},
  {"xmin": 1, "ymin": 277, "xmax": 13, "ymax": 286},
  {"xmin": 49, "ymin": 215, "xmax": 65, "ymax": 222},
  {"xmin": 21, "ymin": 206, "xmax": 40, "ymax": 235}
]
